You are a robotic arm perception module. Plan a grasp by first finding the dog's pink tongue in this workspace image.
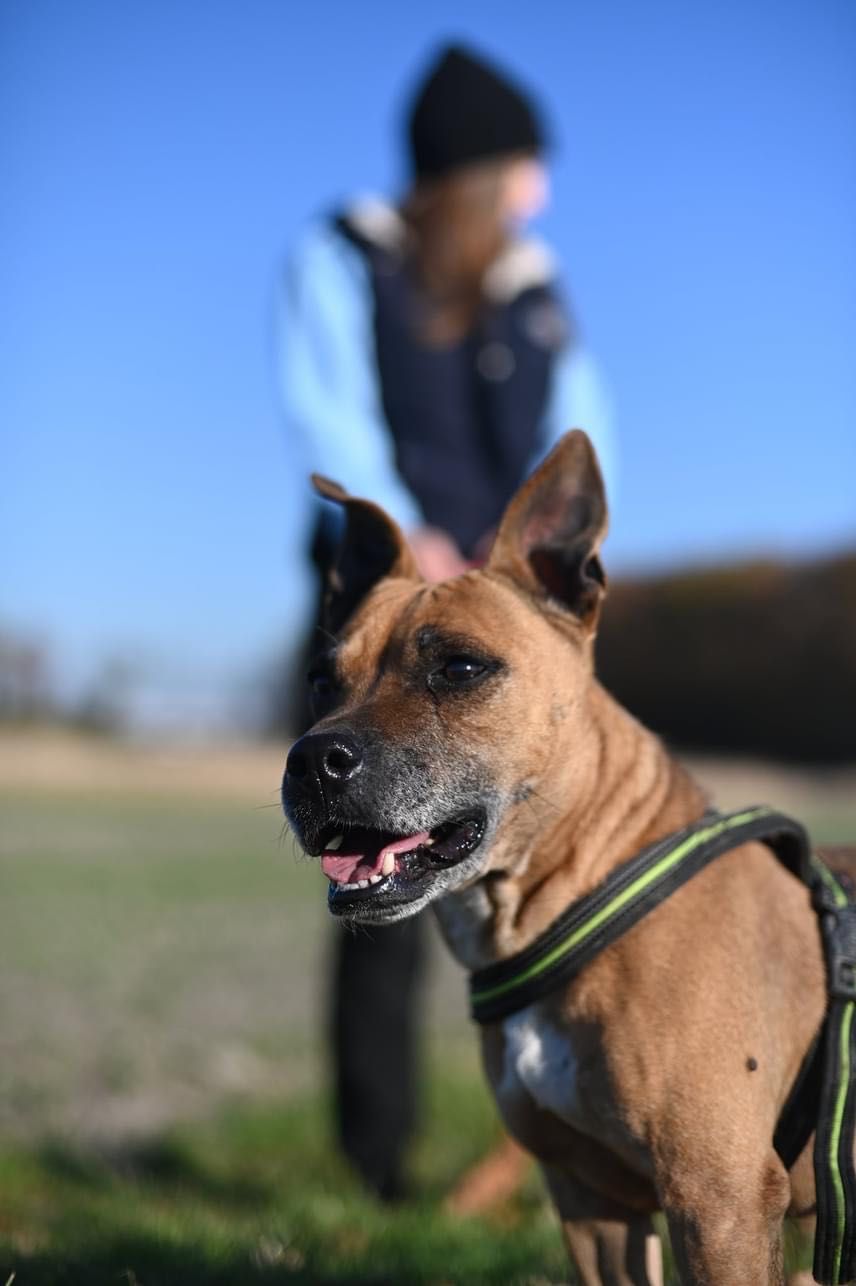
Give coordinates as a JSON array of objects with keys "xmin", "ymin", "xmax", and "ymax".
[
  {"xmin": 320, "ymin": 854, "xmax": 368, "ymax": 884},
  {"xmin": 321, "ymin": 831, "xmax": 430, "ymax": 885}
]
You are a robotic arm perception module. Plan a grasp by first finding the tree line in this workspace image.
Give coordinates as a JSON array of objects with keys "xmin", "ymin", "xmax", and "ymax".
[{"xmin": 596, "ymin": 551, "xmax": 856, "ymax": 763}]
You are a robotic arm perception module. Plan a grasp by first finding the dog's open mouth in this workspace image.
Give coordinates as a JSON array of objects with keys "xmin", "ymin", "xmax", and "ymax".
[{"xmin": 320, "ymin": 810, "xmax": 486, "ymax": 914}]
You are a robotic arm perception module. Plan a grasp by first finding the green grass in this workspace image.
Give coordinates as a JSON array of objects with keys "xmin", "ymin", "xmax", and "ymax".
[
  {"xmin": 0, "ymin": 1076, "xmax": 567, "ymax": 1285},
  {"xmin": 0, "ymin": 788, "xmax": 335, "ymax": 1141},
  {"xmin": 0, "ymin": 1078, "xmax": 817, "ymax": 1284}
]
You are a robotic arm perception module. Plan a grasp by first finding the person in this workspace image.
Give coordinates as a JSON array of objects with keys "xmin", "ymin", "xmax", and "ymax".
[{"xmin": 277, "ymin": 41, "xmax": 615, "ymax": 1201}]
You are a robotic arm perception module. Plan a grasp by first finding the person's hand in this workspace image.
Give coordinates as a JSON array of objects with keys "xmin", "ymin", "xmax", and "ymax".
[
  {"xmin": 409, "ymin": 527, "xmax": 469, "ymax": 582},
  {"xmin": 471, "ymin": 526, "xmax": 497, "ymax": 567}
]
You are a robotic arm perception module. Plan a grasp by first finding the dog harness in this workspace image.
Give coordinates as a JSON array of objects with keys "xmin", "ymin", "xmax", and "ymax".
[{"xmin": 468, "ymin": 805, "xmax": 856, "ymax": 1285}]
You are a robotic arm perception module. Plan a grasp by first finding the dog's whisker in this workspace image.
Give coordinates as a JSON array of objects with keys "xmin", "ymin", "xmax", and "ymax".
[{"xmin": 279, "ymin": 825, "xmax": 311, "ymax": 861}]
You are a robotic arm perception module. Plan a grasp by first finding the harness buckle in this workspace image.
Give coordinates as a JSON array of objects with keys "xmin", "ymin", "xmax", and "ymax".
[{"xmin": 814, "ymin": 893, "xmax": 856, "ymax": 1002}]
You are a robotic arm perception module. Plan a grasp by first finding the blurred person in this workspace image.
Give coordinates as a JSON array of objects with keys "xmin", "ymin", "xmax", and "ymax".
[{"xmin": 277, "ymin": 42, "xmax": 614, "ymax": 1201}]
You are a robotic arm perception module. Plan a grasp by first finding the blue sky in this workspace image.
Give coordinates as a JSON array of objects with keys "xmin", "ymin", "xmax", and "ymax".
[{"xmin": 2, "ymin": 1, "xmax": 854, "ymax": 716}]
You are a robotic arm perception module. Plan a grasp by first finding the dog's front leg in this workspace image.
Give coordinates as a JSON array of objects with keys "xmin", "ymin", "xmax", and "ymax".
[
  {"xmin": 662, "ymin": 1149, "xmax": 790, "ymax": 1286},
  {"xmin": 542, "ymin": 1164, "xmax": 663, "ymax": 1286}
]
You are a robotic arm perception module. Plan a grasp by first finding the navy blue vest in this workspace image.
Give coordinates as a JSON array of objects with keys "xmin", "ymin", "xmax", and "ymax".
[{"xmin": 334, "ymin": 211, "xmax": 567, "ymax": 556}]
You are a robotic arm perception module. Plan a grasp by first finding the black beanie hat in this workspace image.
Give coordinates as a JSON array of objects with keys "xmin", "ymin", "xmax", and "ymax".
[{"xmin": 407, "ymin": 43, "xmax": 547, "ymax": 180}]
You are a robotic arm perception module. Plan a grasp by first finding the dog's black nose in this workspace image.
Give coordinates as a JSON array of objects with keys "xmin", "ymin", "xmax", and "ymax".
[{"xmin": 285, "ymin": 731, "xmax": 364, "ymax": 787}]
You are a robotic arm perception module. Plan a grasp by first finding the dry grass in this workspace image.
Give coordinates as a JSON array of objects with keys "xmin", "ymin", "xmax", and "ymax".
[{"xmin": 0, "ymin": 726, "xmax": 290, "ymax": 800}]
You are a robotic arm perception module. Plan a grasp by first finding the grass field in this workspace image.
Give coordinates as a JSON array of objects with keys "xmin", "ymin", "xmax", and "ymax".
[
  {"xmin": 1, "ymin": 730, "xmax": 854, "ymax": 1283},
  {"xmin": 0, "ymin": 1080, "xmax": 573, "ymax": 1284}
]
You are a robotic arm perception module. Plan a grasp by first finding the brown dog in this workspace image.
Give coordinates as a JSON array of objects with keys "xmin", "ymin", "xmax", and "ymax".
[{"xmin": 282, "ymin": 431, "xmax": 834, "ymax": 1285}]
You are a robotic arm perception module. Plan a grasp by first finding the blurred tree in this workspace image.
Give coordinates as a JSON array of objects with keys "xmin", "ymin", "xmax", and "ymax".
[
  {"xmin": 597, "ymin": 551, "xmax": 856, "ymax": 763},
  {"xmin": 74, "ymin": 655, "xmax": 137, "ymax": 734},
  {"xmin": 0, "ymin": 627, "xmax": 56, "ymax": 722}
]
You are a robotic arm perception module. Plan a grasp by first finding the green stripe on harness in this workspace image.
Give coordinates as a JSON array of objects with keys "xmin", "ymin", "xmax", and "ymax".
[
  {"xmin": 467, "ymin": 806, "xmax": 856, "ymax": 1285},
  {"xmin": 810, "ymin": 859, "xmax": 856, "ymax": 1285},
  {"xmin": 830, "ymin": 1004, "xmax": 851, "ymax": 1285},
  {"xmin": 470, "ymin": 806, "xmax": 768, "ymax": 1011}
]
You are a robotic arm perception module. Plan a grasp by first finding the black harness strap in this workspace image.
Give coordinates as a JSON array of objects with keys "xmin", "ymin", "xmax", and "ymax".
[
  {"xmin": 773, "ymin": 1031, "xmax": 823, "ymax": 1169},
  {"xmin": 469, "ymin": 806, "xmax": 809, "ymax": 1024},
  {"xmin": 467, "ymin": 806, "xmax": 856, "ymax": 1285}
]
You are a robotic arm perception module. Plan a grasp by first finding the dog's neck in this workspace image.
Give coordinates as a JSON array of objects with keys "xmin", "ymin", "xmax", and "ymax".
[{"xmin": 434, "ymin": 680, "xmax": 709, "ymax": 971}]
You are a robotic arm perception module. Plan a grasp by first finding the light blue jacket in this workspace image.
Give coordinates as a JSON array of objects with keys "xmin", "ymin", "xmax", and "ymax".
[{"xmin": 278, "ymin": 199, "xmax": 616, "ymax": 535}]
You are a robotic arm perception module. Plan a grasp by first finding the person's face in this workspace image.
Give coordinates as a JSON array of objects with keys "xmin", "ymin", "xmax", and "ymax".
[{"xmin": 500, "ymin": 157, "xmax": 550, "ymax": 226}]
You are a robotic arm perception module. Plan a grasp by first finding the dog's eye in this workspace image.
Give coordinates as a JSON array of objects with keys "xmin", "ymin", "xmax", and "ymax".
[
  {"xmin": 425, "ymin": 648, "xmax": 501, "ymax": 695},
  {"xmin": 439, "ymin": 656, "xmax": 487, "ymax": 684}
]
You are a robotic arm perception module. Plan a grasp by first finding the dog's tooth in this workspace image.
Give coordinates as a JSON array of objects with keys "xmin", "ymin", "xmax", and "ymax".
[
  {"xmin": 368, "ymin": 873, "xmax": 382, "ymax": 884},
  {"xmin": 326, "ymin": 834, "xmax": 344, "ymax": 852},
  {"xmin": 381, "ymin": 852, "xmax": 395, "ymax": 876},
  {"xmin": 422, "ymin": 836, "xmax": 435, "ymax": 847},
  {"xmin": 358, "ymin": 879, "xmax": 369, "ymax": 889}
]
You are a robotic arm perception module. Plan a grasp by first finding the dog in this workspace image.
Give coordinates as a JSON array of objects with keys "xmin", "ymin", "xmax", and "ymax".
[{"xmin": 282, "ymin": 431, "xmax": 841, "ymax": 1285}]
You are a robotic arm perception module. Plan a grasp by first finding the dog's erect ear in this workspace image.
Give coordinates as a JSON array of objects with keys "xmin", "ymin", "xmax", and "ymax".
[
  {"xmin": 312, "ymin": 475, "xmax": 419, "ymax": 634},
  {"xmin": 486, "ymin": 431, "xmax": 608, "ymax": 630}
]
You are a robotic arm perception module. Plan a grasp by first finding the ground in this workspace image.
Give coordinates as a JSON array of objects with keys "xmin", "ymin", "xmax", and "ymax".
[{"xmin": 1, "ymin": 728, "xmax": 854, "ymax": 1283}]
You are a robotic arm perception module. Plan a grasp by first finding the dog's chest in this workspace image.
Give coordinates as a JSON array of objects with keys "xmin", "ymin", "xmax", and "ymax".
[{"xmin": 498, "ymin": 1009, "xmax": 586, "ymax": 1127}]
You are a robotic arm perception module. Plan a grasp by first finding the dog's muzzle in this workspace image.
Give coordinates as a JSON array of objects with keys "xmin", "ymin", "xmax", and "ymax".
[{"xmin": 281, "ymin": 728, "xmax": 488, "ymax": 920}]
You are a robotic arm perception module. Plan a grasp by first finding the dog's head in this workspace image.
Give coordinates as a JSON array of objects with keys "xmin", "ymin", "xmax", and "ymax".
[{"xmin": 281, "ymin": 430, "xmax": 608, "ymax": 923}]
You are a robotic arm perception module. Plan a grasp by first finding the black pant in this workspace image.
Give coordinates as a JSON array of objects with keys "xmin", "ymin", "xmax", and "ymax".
[
  {"xmin": 329, "ymin": 916, "xmax": 425, "ymax": 1199},
  {"xmin": 304, "ymin": 517, "xmax": 426, "ymax": 1197}
]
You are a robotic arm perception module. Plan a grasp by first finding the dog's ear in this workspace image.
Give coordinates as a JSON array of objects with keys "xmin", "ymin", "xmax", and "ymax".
[
  {"xmin": 486, "ymin": 430, "xmax": 608, "ymax": 630},
  {"xmin": 312, "ymin": 475, "xmax": 419, "ymax": 634}
]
